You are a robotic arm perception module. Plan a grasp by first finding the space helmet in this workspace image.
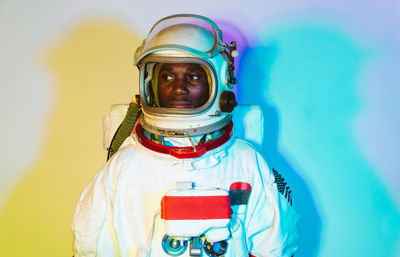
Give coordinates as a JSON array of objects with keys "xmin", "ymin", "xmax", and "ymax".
[{"xmin": 134, "ymin": 14, "xmax": 238, "ymax": 137}]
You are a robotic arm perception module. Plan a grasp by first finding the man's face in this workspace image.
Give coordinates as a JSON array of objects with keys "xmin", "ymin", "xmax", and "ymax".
[{"xmin": 157, "ymin": 63, "xmax": 209, "ymax": 108}]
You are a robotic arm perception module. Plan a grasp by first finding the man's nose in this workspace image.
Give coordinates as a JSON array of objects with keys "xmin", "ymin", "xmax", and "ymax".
[{"xmin": 172, "ymin": 79, "xmax": 188, "ymax": 95}]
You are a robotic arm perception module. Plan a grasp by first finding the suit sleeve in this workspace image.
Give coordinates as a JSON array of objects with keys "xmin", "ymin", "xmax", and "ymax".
[
  {"xmin": 244, "ymin": 152, "xmax": 300, "ymax": 257},
  {"xmin": 72, "ymin": 163, "xmax": 114, "ymax": 257}
]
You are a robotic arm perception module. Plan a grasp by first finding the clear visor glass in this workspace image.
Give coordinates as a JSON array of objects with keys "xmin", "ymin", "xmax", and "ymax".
[
  {"xmin": 140, "ymin": 15, "xmax": 222, "ymax": 60},
  {"xmin": 140, "ymin": 60, "xmax": 216, "ymax": 115}
]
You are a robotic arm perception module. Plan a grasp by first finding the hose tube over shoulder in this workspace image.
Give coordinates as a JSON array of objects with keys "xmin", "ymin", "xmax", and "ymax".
[{"xmin": 107, "ymin": 102, "xmax": 141, "ymax": 160}]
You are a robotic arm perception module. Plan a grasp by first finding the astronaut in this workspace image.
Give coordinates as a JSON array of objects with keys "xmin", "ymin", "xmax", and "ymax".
[{"xmin": 72, "ymin": 14, "xmax": 299, "ymax": 257}]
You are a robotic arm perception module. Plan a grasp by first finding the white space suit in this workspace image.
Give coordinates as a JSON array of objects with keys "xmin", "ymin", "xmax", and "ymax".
[{"xmin": 72, "ymin": 14, "xmax": 299, "ymax": 257}]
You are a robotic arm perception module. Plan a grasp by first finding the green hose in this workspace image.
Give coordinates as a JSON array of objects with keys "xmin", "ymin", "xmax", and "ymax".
[{"xmin": 107, "ymin": 102, "xmax": 141, "ymax": 160}]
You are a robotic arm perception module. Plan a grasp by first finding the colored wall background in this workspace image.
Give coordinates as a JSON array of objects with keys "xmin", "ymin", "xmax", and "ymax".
[{"xmin": 0, "ymin": 0, "xmax": 399, "ymax": 257}]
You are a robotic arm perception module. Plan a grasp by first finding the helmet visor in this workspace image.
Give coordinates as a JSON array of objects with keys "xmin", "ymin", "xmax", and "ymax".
[{"xmin": 140, "ymin": 58, "xmax": 216, "ymax": 115}]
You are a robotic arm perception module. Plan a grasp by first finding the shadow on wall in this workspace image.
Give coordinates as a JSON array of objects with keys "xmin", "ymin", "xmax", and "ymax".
[
  {"xmin": 220, "ymin": 19, "xmax": 321, "ymax": 256},
  {"xmin": 0, "ymin": 19, "xmax": 142, "ymax": 257},
  {"xmin": 235, "ymin": 28, "xmax": 321, "ymax": 257},
  {"xmin": 236, "ymin": 20, "xmax": 400, "ymax": 257}
]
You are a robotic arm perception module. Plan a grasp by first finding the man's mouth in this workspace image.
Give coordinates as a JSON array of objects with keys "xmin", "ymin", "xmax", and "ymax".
[{"xmin": 168, "ymin": 100, "xmax": 193, "ymax": 108}]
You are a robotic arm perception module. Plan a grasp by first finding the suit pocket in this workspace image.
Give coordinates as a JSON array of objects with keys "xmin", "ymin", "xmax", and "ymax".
[{"xmin": 72, "ymin": 203, "xmax": 106, "ymax": 256}]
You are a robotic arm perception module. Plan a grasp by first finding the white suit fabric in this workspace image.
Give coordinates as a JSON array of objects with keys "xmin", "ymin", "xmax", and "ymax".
[{"xmin": 72, "ymin": 130, "xmax": 299, "ymax": 257}]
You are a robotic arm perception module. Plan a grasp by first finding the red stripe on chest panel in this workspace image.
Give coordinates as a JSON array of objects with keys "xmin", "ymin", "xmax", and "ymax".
[{"xmin": 161, "ymin": 195, "xmax": 231, "ymax": 220}]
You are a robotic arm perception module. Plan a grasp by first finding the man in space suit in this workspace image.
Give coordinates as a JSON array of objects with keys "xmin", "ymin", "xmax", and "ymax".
[{"xmin": 72, "ymin": 14, "xmax": 299, "ymax": 257}]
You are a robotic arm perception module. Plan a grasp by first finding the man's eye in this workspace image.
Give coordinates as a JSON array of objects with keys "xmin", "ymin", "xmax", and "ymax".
[
  {"xmin": 162, "ymin": 74, "xmax": 174, "ymax": 81},
  {"xmin": 187, "ymin": 74, "xmax": 200, "ymax": 81}
]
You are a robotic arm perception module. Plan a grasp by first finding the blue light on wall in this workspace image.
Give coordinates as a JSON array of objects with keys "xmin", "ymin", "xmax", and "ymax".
[{"xmin": 237, "ymin": 19, "xmax": 400, "ymax": 257}]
